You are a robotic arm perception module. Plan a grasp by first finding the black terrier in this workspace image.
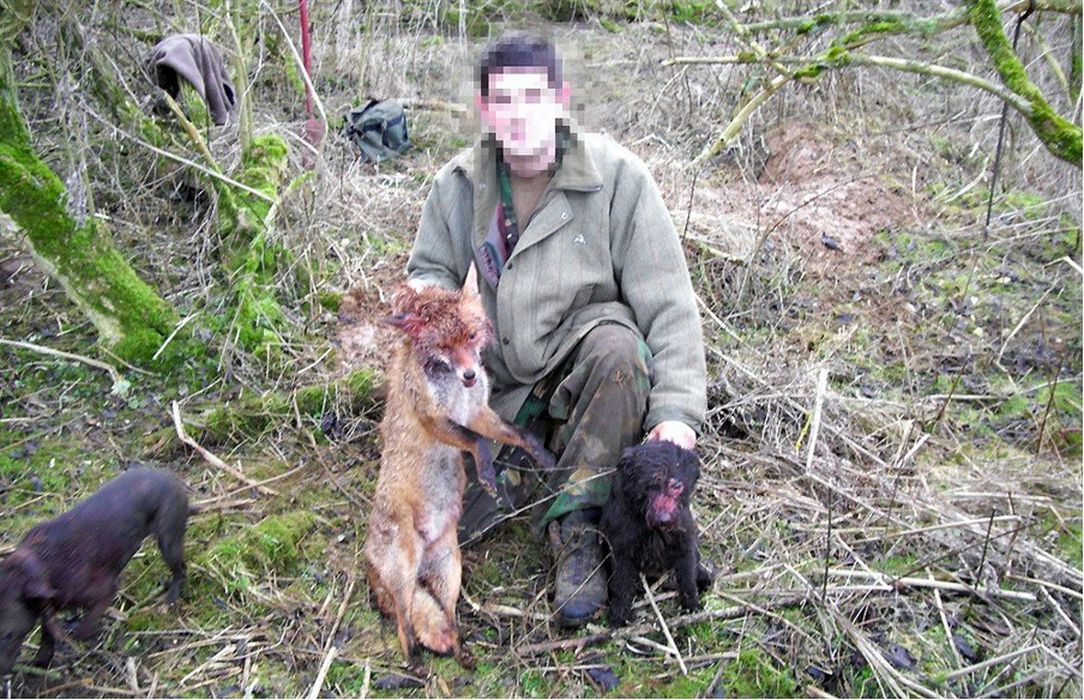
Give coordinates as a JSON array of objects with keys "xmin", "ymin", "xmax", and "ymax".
[{"xmin": 601, "ymin": 441, "xmax": 710, "ymax": 627}]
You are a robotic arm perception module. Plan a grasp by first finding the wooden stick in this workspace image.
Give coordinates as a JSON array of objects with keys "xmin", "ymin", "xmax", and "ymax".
[
  {"xmin": 828, "ymin": 568, "xmax": 1036, "ymax": 601},
  {"xmin": 943, "ymin": 644, "xmax": 1042, "ymax": 681},
  {"xmin": 641, "ymin": 574, "xmax": 687, "ymax": 675},
  {"xmin": 170, "ymin": 401, "xmax": 278, "ymax": 496},
  {"xmin": 306, "ymin": 646, "xmax": 339, "ymax": 699},
  {"xmin": 0, "ymin": 338, "xmax": 124, "ymax": 390},
  {"xmin": 805, "ymin": 368, "xmax": 829, "ymax": 471}
]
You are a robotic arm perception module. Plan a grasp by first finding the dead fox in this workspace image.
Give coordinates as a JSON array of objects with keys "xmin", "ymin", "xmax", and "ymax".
[{"xmin": 364, "ymin": 282, "xmax": 554, "ymax": 669}]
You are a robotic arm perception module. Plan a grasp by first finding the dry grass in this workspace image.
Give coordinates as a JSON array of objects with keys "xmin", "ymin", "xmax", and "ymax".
[{"xmin": 1, "ymin": 0, "xmax": 1081, "ymax": 697}]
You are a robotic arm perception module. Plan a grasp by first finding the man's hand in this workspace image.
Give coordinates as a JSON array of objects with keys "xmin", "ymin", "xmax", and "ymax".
[{"xmin": 646, "ymin": 420, "xmax": 696, "ymax": 450}]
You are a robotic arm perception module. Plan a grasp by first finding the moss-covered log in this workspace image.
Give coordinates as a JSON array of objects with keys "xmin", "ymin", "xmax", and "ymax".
[
  {"xmin": 970, "ymin": 0, "xmax": 1082, "ymax": 166},
  {"xmin": 0, "ymin": 49, "xmax": 180, "ymax": 366}
]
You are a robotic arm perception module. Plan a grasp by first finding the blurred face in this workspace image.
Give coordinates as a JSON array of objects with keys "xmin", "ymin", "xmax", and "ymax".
[{"xmin": 477, "ymin": 68, "xmax": 569, "ymax": 166}]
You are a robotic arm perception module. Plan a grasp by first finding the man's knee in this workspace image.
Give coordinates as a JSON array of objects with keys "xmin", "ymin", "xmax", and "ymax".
[{"xmin": 577, "ymin": 324, "xmax": 652, "ymax": 391}]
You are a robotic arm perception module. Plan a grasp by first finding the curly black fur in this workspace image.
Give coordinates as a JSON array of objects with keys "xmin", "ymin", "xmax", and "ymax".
[{"xmin": 600, "ymin": 442, "xmax": 706, "ymax": 627}]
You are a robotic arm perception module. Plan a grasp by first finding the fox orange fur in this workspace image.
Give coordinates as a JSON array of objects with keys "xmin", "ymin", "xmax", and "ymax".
[{"xmin": 364, "ymin": 282, "xmax": 554, "ymax": 669}]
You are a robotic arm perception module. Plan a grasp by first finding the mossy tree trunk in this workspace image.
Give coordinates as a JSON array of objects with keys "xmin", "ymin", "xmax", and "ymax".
[
  {"xmin": 0, "ymin": 47, "xmax": 180, "ymax": 367},
  {"xmin": 969, "ymin": 0, "xmax": 1082, "ymax": 166},
  {"xmin": 215, "ymin": 133, "xmax": 292, "ymax": 353}
]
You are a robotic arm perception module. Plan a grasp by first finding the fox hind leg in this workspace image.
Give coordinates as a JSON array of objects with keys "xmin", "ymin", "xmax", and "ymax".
[
  {"xmin": 365, "ymin": 518, "xmax": 424, "ymax": 665},
  {"xmin": 413, "ymin": 528, "xmax": 474, "ymax": 668}
]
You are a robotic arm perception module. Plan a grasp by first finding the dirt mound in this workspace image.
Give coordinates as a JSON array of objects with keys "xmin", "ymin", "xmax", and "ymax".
[{"xmin": 720, "ymin": 120, "xmax": 916, "ymax": 265}]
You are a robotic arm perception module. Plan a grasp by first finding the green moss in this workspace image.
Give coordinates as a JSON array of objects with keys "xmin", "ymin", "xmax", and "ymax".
[
  {"xmin": 0, "ymin": 51, "xmax": 181, "ymax": 369},
  {"xmin": 718, "ymin": 648, "xmax": 799, "ymax": 698},
  {"xmin": 179, "ymin": 367, "xmax": 379, "ymax": 445},
  {"xmin": 1055, "ymin": 520, "xmax": 1083, "ymax": 569},
  {"xmin": 197, "ymin": 510, "xmax": 316, "ymax": 598},
  {"xmin": 878, "ymin": 553, "xmax": 919, "ymax": 576},
  {"xmin": 0, "ymin": 145, "xmax": 179, "ymax": 366},
  {"xmin": 216, "ymin": 134, "xmax": 292, "ymax": 354},
  {"xmin": 318, "ymin": 290, "xmax": 342, "ymax": 312},
  {"xmin": 839, "ymin": 19, "xmax": 908, "ymax": 46}
]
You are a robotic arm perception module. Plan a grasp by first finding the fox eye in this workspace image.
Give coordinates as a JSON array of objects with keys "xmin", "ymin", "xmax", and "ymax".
[{"xmin": 468, "ymin": 332, "xmax": 477, "ymax": 340}]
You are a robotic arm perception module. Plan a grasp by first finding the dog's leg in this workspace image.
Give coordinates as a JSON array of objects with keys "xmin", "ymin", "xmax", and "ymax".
[
  {"xmin": 156, "ymin": 506, "xmax": 188, "ymax": 606},
  {"xmin": 675, "ymin": 536, "xmax": 702, "ymax": 612},
  {"xmin": 30, "ymin": 614, "xmax": 61, "ymax": 667},
  {"xmin": 69, "ymin": 591, "xmax": 114, "ymax": 641},
  {"xmin": 607, "ymin": 545, "xmax": 639, "ymax": 627}
]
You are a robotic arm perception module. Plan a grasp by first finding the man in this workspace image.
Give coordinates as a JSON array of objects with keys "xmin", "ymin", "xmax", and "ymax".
[{"xmin": 406, "ymin": 32, "xmax": 706, "ymax": 628}]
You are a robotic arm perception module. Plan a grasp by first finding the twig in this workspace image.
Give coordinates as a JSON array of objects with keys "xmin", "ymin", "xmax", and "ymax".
[
  {"xmin": 152, "ymin": 312, "xmax": 197, "ymax": 362},
  {"xmin": 162, "ymin": 93, "xmax": 221, "ymax": 172},
  {"xmin": 805, "ymin": 368, "xmax": 829, "ymax": 471},
  {"xmin": 943, "ymin": 643, "xmax": 1042, "ymax": 681},
  {"xmin": 964, "ymin": 510, "xmax": 998, "ymax": 617},
  {"xmin": 668, "ymin": 53, "xmax": 1033, "ymax": 117},
  {"xmin": 1034, "ymin": 358, "xmax": 1064, "ymax": 453},
  {"xmin": 0, "ymin": 338, "xmax": 124, "ymax": 391},
  {"xmin": 85, "ymin": 109, "xmax": 276, "ymax": 204},
  {"xmin": 307, "ymin": 646, "xmax": 339, "ymax": 699},
  {"xmin": 828, "ymin": 568, "xmax": 1036, "ymax": 601},
  {"xmin": 263, "ymin": 0, "xmax": 329, "ymax": 133},
  {"xmin": 983, "ymin": 4, "xmax": 1034, "ymax": 239},
  {"xmin": 170, "ymin": 401, "xmax": 278, "ymax": 496},
  {"xmin": 641, "ymin": 573, "xmax": 687, "ymax": 675}
]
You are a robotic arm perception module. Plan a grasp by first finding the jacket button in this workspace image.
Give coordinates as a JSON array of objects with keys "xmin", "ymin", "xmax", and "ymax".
[
  {"xmin": 506, "ymin": 262, "xmax": 513, "ymax": 270},
  {"xmin": 502, "ymin": 337, "xmax": 510, "ymax": 345}
]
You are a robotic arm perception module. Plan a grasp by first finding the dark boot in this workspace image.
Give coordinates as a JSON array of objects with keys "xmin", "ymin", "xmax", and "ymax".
[{"xmin": 549, "ymin": 508, "xmax": 607, "ymax": 627}]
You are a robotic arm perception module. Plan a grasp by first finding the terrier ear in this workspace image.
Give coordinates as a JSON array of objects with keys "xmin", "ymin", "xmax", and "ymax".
[
  {"xmin": 10, "ymin": 553, "xmax": 55, "ymax": 603},
  {"xmin": 23, "ymin": 576, "xmax": 55, "ymax": 604},
  {"xmin": 678, "ymin": 454, "xmax": 701, "ymax": 491}
]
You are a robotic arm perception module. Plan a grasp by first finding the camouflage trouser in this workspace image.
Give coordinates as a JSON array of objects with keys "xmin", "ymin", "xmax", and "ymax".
[{"xmin": 459, "ymin": 323, "xmax": 653, "ymax": 544}]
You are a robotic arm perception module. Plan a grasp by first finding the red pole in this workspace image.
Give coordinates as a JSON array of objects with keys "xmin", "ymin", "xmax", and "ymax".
[{"xmin": 299, "ymin": 0, "xmax": 313, "ymax": 116}]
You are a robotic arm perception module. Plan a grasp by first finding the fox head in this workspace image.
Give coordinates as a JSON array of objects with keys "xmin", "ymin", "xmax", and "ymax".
[{"xmin": 385, "ymin": 283, "xmax": 494, "ymax": 388}]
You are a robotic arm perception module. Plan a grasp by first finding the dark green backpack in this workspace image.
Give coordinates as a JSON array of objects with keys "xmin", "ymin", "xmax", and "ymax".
[{"xmin": 343, "ymin": 98, "xmax": 412, "ymax": 162}]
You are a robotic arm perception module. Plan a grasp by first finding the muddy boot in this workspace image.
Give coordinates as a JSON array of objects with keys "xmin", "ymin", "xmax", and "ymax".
[{"xmin": 549, "ymin": 508, "xmax": 607, "ymax": 628}]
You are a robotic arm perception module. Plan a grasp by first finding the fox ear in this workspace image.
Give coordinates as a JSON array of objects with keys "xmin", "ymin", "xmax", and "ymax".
[
  {"xmin": 383, "ymin": 312, "xmax": 423, "ymax": 338},
  {"xmin": 462, "ymin": 262, "xmax": 480, "ymax": 297},
  {"xmin": 391, "ymin": 283, "xmax": 420, "ymax": 312}
]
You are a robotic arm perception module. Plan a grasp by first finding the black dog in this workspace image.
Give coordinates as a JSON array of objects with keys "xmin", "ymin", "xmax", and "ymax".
[
  {"xmin": 601, "ymin": 442, "xmax": 709, "ymax": 627},
  {"xmin": 0, "ymin": 469, "xmax": 189, "ymax": 674}
]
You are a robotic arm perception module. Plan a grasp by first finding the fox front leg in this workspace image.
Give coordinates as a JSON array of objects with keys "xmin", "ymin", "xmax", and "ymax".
[
  {"xmin": 419, "ymin": 416, "xmax": 501, "ymax": 497},
  {"xmin": 466, "ymin": 407, "xmax": 556, "ymax": 472}
]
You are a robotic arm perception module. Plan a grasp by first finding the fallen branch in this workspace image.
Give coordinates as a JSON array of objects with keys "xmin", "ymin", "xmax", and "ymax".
[
  {"xmin": 170, "ymin": 401, "xmax": 279, "ymax": 496},
  {"xmin": 0, "ymin": 338, "xmax": 126, "ymax": 393},
  {"xmin": 642, "ymin": 574, "xmax": 687, "ymax": 675},
  {"xmin": 828, "ymin": 568, "xmax": 1037, "ymax": 601}
]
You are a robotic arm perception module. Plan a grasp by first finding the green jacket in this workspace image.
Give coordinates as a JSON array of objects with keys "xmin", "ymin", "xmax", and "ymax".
[{"xmin": 406, "ymin": 128, "xmax": 707, "ymax": 433}]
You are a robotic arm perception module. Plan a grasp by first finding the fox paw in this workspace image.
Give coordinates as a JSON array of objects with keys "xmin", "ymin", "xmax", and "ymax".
[{"xmin": 417, "ymin": 622, "xmax": 458, "ymax": 656}]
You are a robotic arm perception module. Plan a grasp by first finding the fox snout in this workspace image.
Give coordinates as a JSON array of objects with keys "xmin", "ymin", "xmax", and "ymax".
[{"xmin": 460, "ymin": 367, "xmax": 477, "ymax": 388}]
